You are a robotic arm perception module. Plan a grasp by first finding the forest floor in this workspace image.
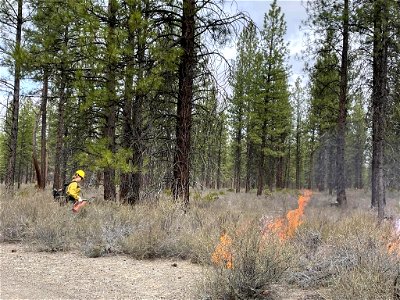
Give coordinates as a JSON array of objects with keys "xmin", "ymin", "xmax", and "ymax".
[
  {"xmin": 0, "ymin": 243, "xmax": 325, "ymax": 300},
  {"xmin": 0, "ymin": 243, "xmax": 204, "ymax": 300}
]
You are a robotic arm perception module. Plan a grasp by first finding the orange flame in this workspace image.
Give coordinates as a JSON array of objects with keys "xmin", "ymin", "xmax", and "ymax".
[
  {"xmin": 266, "ymin": 190, "xmax": 312, "ymax": 241},
  {"xmin": 211, "ymin": 231, "xmax": 233, "ymax": 269},
  {"xmin": 211, "ymin": 190, "xmax": 313, "ymax": 268},
  {"xmin": 387, "ymin": 219, "xmax": 400, "ymax": 256}
]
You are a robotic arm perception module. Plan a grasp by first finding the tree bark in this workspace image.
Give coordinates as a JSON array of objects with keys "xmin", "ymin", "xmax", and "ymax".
[
  {"xmin": 308, "ymin": 128, "xmax": 315, "ymax": 190},
  {"xmin": 295, "ymin": 119, "xmax": 301, "ymax": 190},
  {"xmin": 39, "ymin": 69, "xmax": 48, "ymax": 189},
  {"xmin": 328, "ymin": 133, "xmax": 335, "ymax": 195},
  {"xmin": 53, "ymin": 27, "xmax": 69, "ymax": 191},
  {"xmin": 285, "ymin": 143, "xmax": 291, "ymax": 188},
  {"xmin": 276, "ymin": 155, "xmax": 284, "ymax": 189},
  {"xmin": 371, "ymin": 0, "xmax": 388, "ymax": 220},
  {"xmin": 17, "ymin": 154, "xmax": 22, "ymax": 189},
  {"xmin": 267, "ymin": 155, "xmax": 274, "ymax": 192},
  {"xmin": 216, "ymin": 119, "xmax": 223, "ymax": 190},
  {"xmin": 317, "ymin": 136, "xmax": 326, "ymax": 192},
  {"xmin": 336, "ymin": 0, "xmax": 349, "ymax": 207},
  {"xmin": 173, "ymin": 0, "xmax": 196, "ymax": 207},
  {"xmin": 245, "ymin": 140, "xmax": 253, "ymax": 193},
  {"xmin": 5, "ymin": 0, "xmax": 23, "ymax": 195},
  {"xmin": 120, "ymin": 16, "xmax": 134, "ymax": 203},
  {"xmin": 257, "ymin": 83, "xmax": 271, "ymax": 196},
  {"xmin": 354, "ymin": 134, "xmax": 363, "ymax": 189},
  {"xmin": 33, "ymin": 112, "xmax": 43, "ymax": 188},
  {"xmin": 103, "ymin": 0, "xmax": 118, "ymax": 201},
  {"xmin": 234, "ymin": 113, "xmax": 242, "ymax": 193},
  {"xmin": 257, "ymin": 135, "xmax": 266, "ymax": 196},
  {"xmin": 120, "ymin": 2, "xmax": 146, "ymax": 205},
  {"xmin": 119, "ymin": 76, "xmax": 133, "ymax": 203}
]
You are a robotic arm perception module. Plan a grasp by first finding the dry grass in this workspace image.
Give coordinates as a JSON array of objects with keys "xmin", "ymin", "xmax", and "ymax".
[
  {"xmin": 202, "ymin": 224, "xmax": 299, "ymax": 299},
  {"xmin": 1, "ymin": 185, "xmax": 399, "ymax": 299}
]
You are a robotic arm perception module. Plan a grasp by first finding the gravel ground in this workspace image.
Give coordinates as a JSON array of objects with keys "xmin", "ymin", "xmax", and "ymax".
[
  {"xmin": 0, "ymin": 243, "xmax": 328, "ymax": 300},
  {"xmin": 0, "ymin": 243, "xmax": 205, "ymax": 300}
]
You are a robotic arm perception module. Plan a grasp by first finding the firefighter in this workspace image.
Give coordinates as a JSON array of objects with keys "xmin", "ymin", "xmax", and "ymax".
[{"xmin": 66, "ymin": 169, "xmax": 85, "ymax": 204}]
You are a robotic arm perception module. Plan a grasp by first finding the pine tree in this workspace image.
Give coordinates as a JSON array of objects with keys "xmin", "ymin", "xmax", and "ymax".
[
  {"xmin": 347, "ymin": 94, "xmax": 366, "ymax": 189},
  {"xmin": 292, "ymin": 78, "xmax": 305, "ymax": 190},
  {"xmin": 1, "ymin": 0, "xmax": 25, "ymax": 194},
  {"xmin": 308, "ymin": 28, "xmax": 340, "ymax": 192},
  {"xmin": 370, "ymin": 0, "xmax": 390, "ymax": 218},
  {"xmin": 230, "ymin": 21, "xmax": 259, "ymax": 193},
  {"xmin": 16, "ymin": 99, "xmax": 36, "ymax": 187},
  {"xmin": 385, "ymin": 4, "xmax": 400, "ymax": 191},
  {"xmin": 256, "ymin": 0, "xmax": 291, "ymax": 195},
  {"xmin": 305, "ymin": 0, "xmax": 352, "ymax": 205}
]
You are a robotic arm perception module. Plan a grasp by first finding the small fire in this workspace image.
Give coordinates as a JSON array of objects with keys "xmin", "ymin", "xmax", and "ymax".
[
  {"xmin": 211, "ymin": 231, "xmax": 233, "ymax": 269},
  {"xmin": 387, "ymin": 218, "xmax": 400, "ymax": 256},
  {"xmin": 265, "ymin": 189, "xmax": 313, "ymax": 241},
  {"xmin": 211, "ymin": 190, "xmax": 313, "ymax": 269}
]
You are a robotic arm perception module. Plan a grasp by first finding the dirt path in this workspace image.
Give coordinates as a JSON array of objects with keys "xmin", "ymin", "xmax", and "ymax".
[
  {"xmin": 0, "ymin": 243, "xmax": 204, "ymax": 300},
  {"xmin": 0, "ymin": 243, "xmax": 327, "ymax": 300}
]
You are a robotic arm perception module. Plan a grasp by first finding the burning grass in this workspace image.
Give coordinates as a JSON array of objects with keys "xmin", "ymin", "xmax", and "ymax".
[
  {"xmin": 1, "ymin": 185, "xmax": 399, "ymax": 299},
  {"xmin": 265, "ymin": 189, "xmax": 313, "ymax": 241}
]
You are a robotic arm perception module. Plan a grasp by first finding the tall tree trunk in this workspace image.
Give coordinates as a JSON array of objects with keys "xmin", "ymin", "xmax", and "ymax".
[
  {"xmin": 130, "ymin": 92, "xmax": 144, "ymax": 203},
  {"xmin": 336, "ymin": 0, "xmax": 349, "ymax": 207},
  {"xmin": 285, "ymin": 143, "xmax": 291, "ymax": 188},
  {"xmin": 17, "ymin": 154, "xmax": 22, "ymax": 189},
  {"xmin": 103, "ymin": 0, "xmax": 118, "ymax": 201},
  {"xmin": 32, "ymin": 112, "xmax": 43, "ymax": 188},
  {"xmin": 120, "ymin": 1, "xmax": 134, "ymax": 203},
  {"xmin": 354, "ymin": 136, "xmax": 363, "ymax": 189},
  {"xmin": 32, "ymin": 154, "xmax": 41, "ymax": 187},
  {"xmin": 234, "ymin": 114, "xmax": 242, "ymax": 193},
  {"xmin": 328, "ymin": 133, "xmax": 335, "ymax": 195},
  {"xmin": 257, "ymin": 134, "xmax": 266, "ymax": 196},
  {"xmin": 276, "ymin": 155, "xmax": 284, "ymax": 189},
  {"xmin": 216, "ymin": 119, "xmax": 223, "ymax": 190},
  {"xmin": 245, "ymin": 140, "xmax": 253, "ymax": 193},
  {"xmin": 173, "ymin": 0, "xmax": 196, "ymax": 207},
  {"xmin": 371, "ymin": 0, "xmax": 388, "ymax": 220},
  {"xmin": 5, "ymin": 0, "xmax": 23, "ymax": 194},
  {"xmin": 295, "ymin": 120, "xmax": 301, "ymax": 189},
  {"xmin": 129, "ymin": 7, "xmax": 147, "ymax": 204},
  {"xmin": 39, "ymin": 69, "xmax": 48, "ymax": 189},
  {"xmin": 267, "ymin": 155, "xmax": 274, "ymax": 192},
  {"xmin": 53, "ymin": 84, "xmax": 66, "ymax": 189},
  {"xmin": 317, "ymin": 136, "xmax": 326, "ymax": 191},
  {"xmin": 53, "ymin": 53, "xmax": 68, "ymax": 190},
  {"xmin": 120, "ymin": 2, "xmax": 146, "ymax": 205},
  {"xmin": 205, "ymin": 141, "xmax": 212, "ymax": 188},
  {"xmin": 25, "ymin": 162, "xmax": 29, "ymax": 184},
  {"xmin": 120, "ymin": 61, "xmax": 134, "ymax": 202},
  {"xmin": 308, "ymin": 128, "xmax": 315, "ymax": 190},
  {"xmin": 257, "ymin": 81, "xmax": 271, "ymax": 196}
]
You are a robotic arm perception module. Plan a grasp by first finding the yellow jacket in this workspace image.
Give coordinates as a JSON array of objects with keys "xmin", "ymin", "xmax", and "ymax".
[{"xmin": 66, "ymin": 181, "xmax": 81, "ymax": 202}]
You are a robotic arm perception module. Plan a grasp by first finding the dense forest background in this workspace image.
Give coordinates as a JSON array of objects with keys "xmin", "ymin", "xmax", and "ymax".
[{"xmin": 1, "ymin": 0, "xmax": 399, "ymax": 217}]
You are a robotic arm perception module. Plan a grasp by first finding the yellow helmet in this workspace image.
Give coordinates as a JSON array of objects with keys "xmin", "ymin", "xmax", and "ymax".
[{"xmin": 75, "ymin": 169, "xmax": 85, "ymax": 179}]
